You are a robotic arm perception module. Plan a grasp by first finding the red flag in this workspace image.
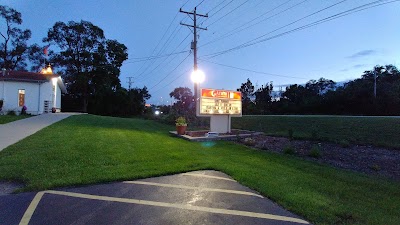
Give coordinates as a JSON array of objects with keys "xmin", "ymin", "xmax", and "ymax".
[{"xmin": 43, "ymin": 45, "xmax": 50, "ymax": 56}]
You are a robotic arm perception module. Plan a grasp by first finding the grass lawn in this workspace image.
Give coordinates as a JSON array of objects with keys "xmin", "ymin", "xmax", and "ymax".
[
  {"xmin": 232, "ymin": 115, "xmax": 400, "ymax": 149},
  {"xmin": 0, "ymin": 115, "xmax": 399, "ymax": 224},
  {"xmin": 0, "ymin": 115, "xmax": 32, "ymax": 124}
]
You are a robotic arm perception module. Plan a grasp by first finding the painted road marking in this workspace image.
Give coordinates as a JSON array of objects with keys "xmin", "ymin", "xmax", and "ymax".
[
  {"xmin": 182, "ymin": 173, "xmax": 237, "ymax": 182},
  {"xmin": 123, "ymin": 181, "xmax": 264, "ymax": 198},
  {"xmin": 19, "ymin": 191, "xmax": 45, "ymax": 225},
  {"xmin": 19, "ymin": 190, "xmax": 309, "ymax": 224}
]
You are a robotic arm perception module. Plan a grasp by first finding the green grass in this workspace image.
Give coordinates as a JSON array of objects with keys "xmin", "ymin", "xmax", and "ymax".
[
  {"xmin": 232, "ymin": 115, "xmax": 400, "ymax": 149},
  {"xmin": 0, "ymin": 115, "xmax": 399, "ymax": 224},
  {"xmin": 0, "ymin": 115, "xmax": 32, "ymax": 124}
]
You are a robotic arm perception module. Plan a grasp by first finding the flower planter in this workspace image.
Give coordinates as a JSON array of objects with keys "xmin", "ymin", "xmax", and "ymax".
[{"xmin": 176, "ymin": 125, "xmax": 187, "ymax": 135}]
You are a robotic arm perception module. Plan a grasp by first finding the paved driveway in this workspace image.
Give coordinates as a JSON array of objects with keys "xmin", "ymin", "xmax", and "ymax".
[
  {"xmin": 0, "ymin": 113, "xmax": 79, "ymax": 152},
  {"xmin": 0, "ymin": 171, "xmax": 309, "ymax": 225}
]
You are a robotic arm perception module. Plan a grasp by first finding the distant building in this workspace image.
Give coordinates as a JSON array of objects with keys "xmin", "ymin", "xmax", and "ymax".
[{"xmin": 0, "ymin": 67, "xmax": 67, "ymax": 115}]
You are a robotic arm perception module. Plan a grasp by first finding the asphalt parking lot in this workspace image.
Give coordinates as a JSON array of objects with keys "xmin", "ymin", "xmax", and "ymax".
[{"xmin": 0, "ymin": 170, "xmax": 309, "ymax": 225}]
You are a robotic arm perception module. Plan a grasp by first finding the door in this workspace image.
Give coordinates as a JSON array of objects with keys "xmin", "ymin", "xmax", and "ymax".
[{"xmin": 18, "ymin": 89, "xmax": 25, "ymax": 107}]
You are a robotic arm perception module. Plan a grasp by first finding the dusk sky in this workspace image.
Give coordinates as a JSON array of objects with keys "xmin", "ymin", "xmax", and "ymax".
[{"xmin": 2, "ymin": 0, "xmax": 399, "ymax": 105}]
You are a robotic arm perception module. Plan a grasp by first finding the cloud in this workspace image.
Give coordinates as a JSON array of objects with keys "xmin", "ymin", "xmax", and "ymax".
[
  {"xmin": 340, "ymin": 64, "xmax": 368, "ymax": 72},
  {"xmin": 347, "ymin": 50, "xmax": 377, "ymax": 59},
  {"xmin": 352, "ymin": 64, "xmax": 366, "ymax": 69}
]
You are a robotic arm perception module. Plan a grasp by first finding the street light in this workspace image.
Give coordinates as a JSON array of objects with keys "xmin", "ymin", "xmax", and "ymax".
[
  {"xmin": 191, "ymin": 69, "xmax": 205, "ymax": 84},
  {"xmin": 191, "ymin": 69, "xmax": 205, "ymax": 117}
]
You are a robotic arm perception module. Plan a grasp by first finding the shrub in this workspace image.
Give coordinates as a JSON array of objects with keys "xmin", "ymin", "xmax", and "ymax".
[
  {"xmin": 7, "ymin": 110, "xmax": 16, "ymax": 116},
  {"xmin": 309, "ymin": 144, "xmax": 321, "ymax": 158},
  {"xmin": 283, "ymin": 145, "xmax": 295, "ymax": 155},
  {"xmin": 21, "ymin": 106, "xmax": 27, "ymax": 115}
]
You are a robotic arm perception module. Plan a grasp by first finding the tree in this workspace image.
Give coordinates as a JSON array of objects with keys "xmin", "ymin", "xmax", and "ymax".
[
  {"xmin": 43, "ymin": 20, "xmax": 128, "ymax": 112},
  {"xmin": 254, "ymin": 82, "xmax": 273, "ymax": 114},
  {"xmin": 169, "ymin": 87, "xmax": 194, "ymax": 117},
  {"xmin": 237, "ymin": 78, "xmax": 255, "ymax": 114},
  {"xmin": 0, "ymin": 5, "xmax": 40, "ymax": 70},
  {"xmin": 305, "ymin": 78, "xmax": 336, "ymax": 95}
]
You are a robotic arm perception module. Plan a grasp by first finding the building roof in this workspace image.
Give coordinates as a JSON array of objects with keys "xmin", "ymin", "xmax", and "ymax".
[
  {"xmin": 0, "ymin": 70, "xmax": 58, "ymax": 82},
  {"xmin": 0, "ymin": 70, "xmax": 67, "ymax": 93}
]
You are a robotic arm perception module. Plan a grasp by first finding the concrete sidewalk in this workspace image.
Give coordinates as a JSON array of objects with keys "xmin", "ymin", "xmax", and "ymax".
[{"xmin": 0, "ymin": 113, "xmax": 80, "ymax": 152}]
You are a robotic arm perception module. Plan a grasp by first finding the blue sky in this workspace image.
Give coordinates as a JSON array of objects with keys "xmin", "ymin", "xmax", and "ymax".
[{"xmin": 2, "ymin": 0, "xmax": 399, "ymax": 105}]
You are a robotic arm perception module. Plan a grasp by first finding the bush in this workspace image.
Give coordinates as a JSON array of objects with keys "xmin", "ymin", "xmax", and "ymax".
[
  {"xmin": 7, "ymin": 110, "xmax": 16, "ymax": 116},
  {"xmin": 309, "ymin": 144, "xmax": 321, "ymax": 158},
  {"xmin": 283, "ymin": 145, "xmax": 295, "ymax": 154}
]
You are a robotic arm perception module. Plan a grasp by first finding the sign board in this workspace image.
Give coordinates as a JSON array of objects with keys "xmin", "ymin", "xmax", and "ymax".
[{"xmin": 198, "ymin": 88, "xmax": 242, "ymax": 116}]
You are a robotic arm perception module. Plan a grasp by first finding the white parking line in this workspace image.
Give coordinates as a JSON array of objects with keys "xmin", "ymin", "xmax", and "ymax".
[
  {"xmin": 182, "ymin": 173, "xmax": 237, "ymax": 182},
  {"xmin": 19, "ymin": 191, "xmax": 45, "ymax": 225},
  {"xmin": 19, "ymin": 190, "xmax": 309, "ymax": 224},
  {"xmin": 123, "ymin": 181, "xmax": 264, "ymax": 198}
]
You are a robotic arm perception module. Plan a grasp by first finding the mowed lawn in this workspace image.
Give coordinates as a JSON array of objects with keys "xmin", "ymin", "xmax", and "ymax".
[
  {"xmin": 0, "ymin": 115, "xmax": 399, "ymax": 225},
  {"xmin": 233, "ymin": 115, "xmax": 400, "ymax": 149},
  {"xmin": 0, "ymin": 115, "xmax": 32, "ymax": 124}
]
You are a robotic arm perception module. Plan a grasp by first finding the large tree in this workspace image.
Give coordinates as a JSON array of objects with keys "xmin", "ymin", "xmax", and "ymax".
[
  {"xmin": 237, "ymin": 78, "xmax": 255, "ymax": 114},
  {"xmin": 0, "ymin": 5, "xmax": 42, "ymax": 70},
  {"xmin": 43, "ymin": 20, "xmax": 128, "ymax": 112},
  {"xmin": 254, "ymin": 82, "xmax": 273, "ymax": 114}
]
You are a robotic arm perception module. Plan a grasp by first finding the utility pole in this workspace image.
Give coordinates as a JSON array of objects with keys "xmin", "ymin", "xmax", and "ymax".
[
  {"xmin": 127, "ymin": 76, "xmax": 134, "ymax": 91},
  {"xmin": 179, "ymin": 7, "xmax": 208, "ymax": 100}
]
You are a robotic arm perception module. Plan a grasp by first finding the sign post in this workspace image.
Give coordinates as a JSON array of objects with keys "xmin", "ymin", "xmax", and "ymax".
[{"xmin": 197, "ymin": 88, "xmax": 242, "ymax": 133}]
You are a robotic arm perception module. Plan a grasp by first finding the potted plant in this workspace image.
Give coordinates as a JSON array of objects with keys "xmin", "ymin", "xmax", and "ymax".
[{"xmin": 175, "ymin": 116, "xmax": 187, "ymax": 135}]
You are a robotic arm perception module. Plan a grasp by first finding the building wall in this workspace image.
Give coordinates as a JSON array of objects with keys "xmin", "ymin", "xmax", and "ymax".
[{"xmin": 0, "ymin": 80, "xmax": 60, "ymax": 115}]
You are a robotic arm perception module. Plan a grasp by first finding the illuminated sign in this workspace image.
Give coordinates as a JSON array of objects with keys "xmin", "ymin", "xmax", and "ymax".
[{"xmin": 199, "ymin": 88, "xmax": 242, "ymax": 116}]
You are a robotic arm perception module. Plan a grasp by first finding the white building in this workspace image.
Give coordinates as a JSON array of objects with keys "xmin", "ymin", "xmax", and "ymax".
[{"xmin": 0, "ymin": 69, "xmax": 67, "ymax": 115}]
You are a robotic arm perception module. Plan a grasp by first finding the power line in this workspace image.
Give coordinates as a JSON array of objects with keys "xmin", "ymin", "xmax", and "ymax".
[
  {"xmin": 207, "ymin": 0, "xmax": 251, "ymax": 27},
  {"xmin": 124, "ymin": 50, "xmax": 190, "ymax": 63},
  {"xmin": 148, "ymin": 53, "xmax": 191, "ymax": 90},
  {"xmin": 196, "ymin": 0, "xmax": 206, "ymax": 8},
  {"xmin": 202, "ymin": 0, "xmax": 397, "ymax": 59},
  {"xmin": 208, "ymin": 0, "xmax": 234, "ymax": 18},
  {"xmin": 200, "ymin": 59, "xmax": 308, "ymax": 79},
  {"xmin": 150, "ymin": 67, "xmax": 192, "ymax": 95},
  {"xmin": 136, "ymin": 34, "xmax": 191, "ymax": 83},
  {"xmin": 207, "ymin": 0, "xmax": 229, "ymax": 14},
  {"xmin": 199, "ymin": 0, "xmax": 302, "ymax": 48}
]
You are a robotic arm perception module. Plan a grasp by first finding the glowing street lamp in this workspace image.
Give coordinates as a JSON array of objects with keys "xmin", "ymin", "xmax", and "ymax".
[{"xmin": 191, "ymin": 69, "xmax": 205, "ymax": 84}]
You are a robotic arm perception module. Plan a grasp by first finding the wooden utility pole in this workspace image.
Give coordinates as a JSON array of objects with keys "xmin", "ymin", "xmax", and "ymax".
[{"xmin": 179, "ymin": 7, "xmax": 208, "ymax": 100}]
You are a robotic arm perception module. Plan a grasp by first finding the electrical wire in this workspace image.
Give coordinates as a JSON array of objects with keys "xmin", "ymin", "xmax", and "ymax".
[
  {"xmin": 136, "ymin": 34, "xmax": 191, "ymax": 83},
  {"xmin": 196, "ymin": 0, "xmax": 206, "ymax": 8},
  {"xmin": 199, "ymin": 0, "xmax": 303, "ymax": 47},
  {"xmin": 202, "ymin": 0, "xmax": 396, "ymax": 59},
  {"xmin": 207, "ymin": 0, "xmax": 251, "ymax": 27},
  {"xmin": 148, "ymin": 53, "xmax": 191, "ymax": 90},
  {"xmin": 200, "ymin": 59, "xmax": 308, "ymax": 79}
]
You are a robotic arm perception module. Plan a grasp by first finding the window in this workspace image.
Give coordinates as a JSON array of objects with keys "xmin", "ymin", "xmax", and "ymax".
[{"xmin": 18, "ymin": 89, "xmax": 25, "ymax": 107}]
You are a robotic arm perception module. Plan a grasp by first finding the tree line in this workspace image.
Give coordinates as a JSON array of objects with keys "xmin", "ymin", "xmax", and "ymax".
[
  {"xmin": 0, "ymin": 5, "xmax": 150, "ymax": 116},
  {"xmin": 237, "ymin": 64, "xmax": 400, "ymax": 115}
]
